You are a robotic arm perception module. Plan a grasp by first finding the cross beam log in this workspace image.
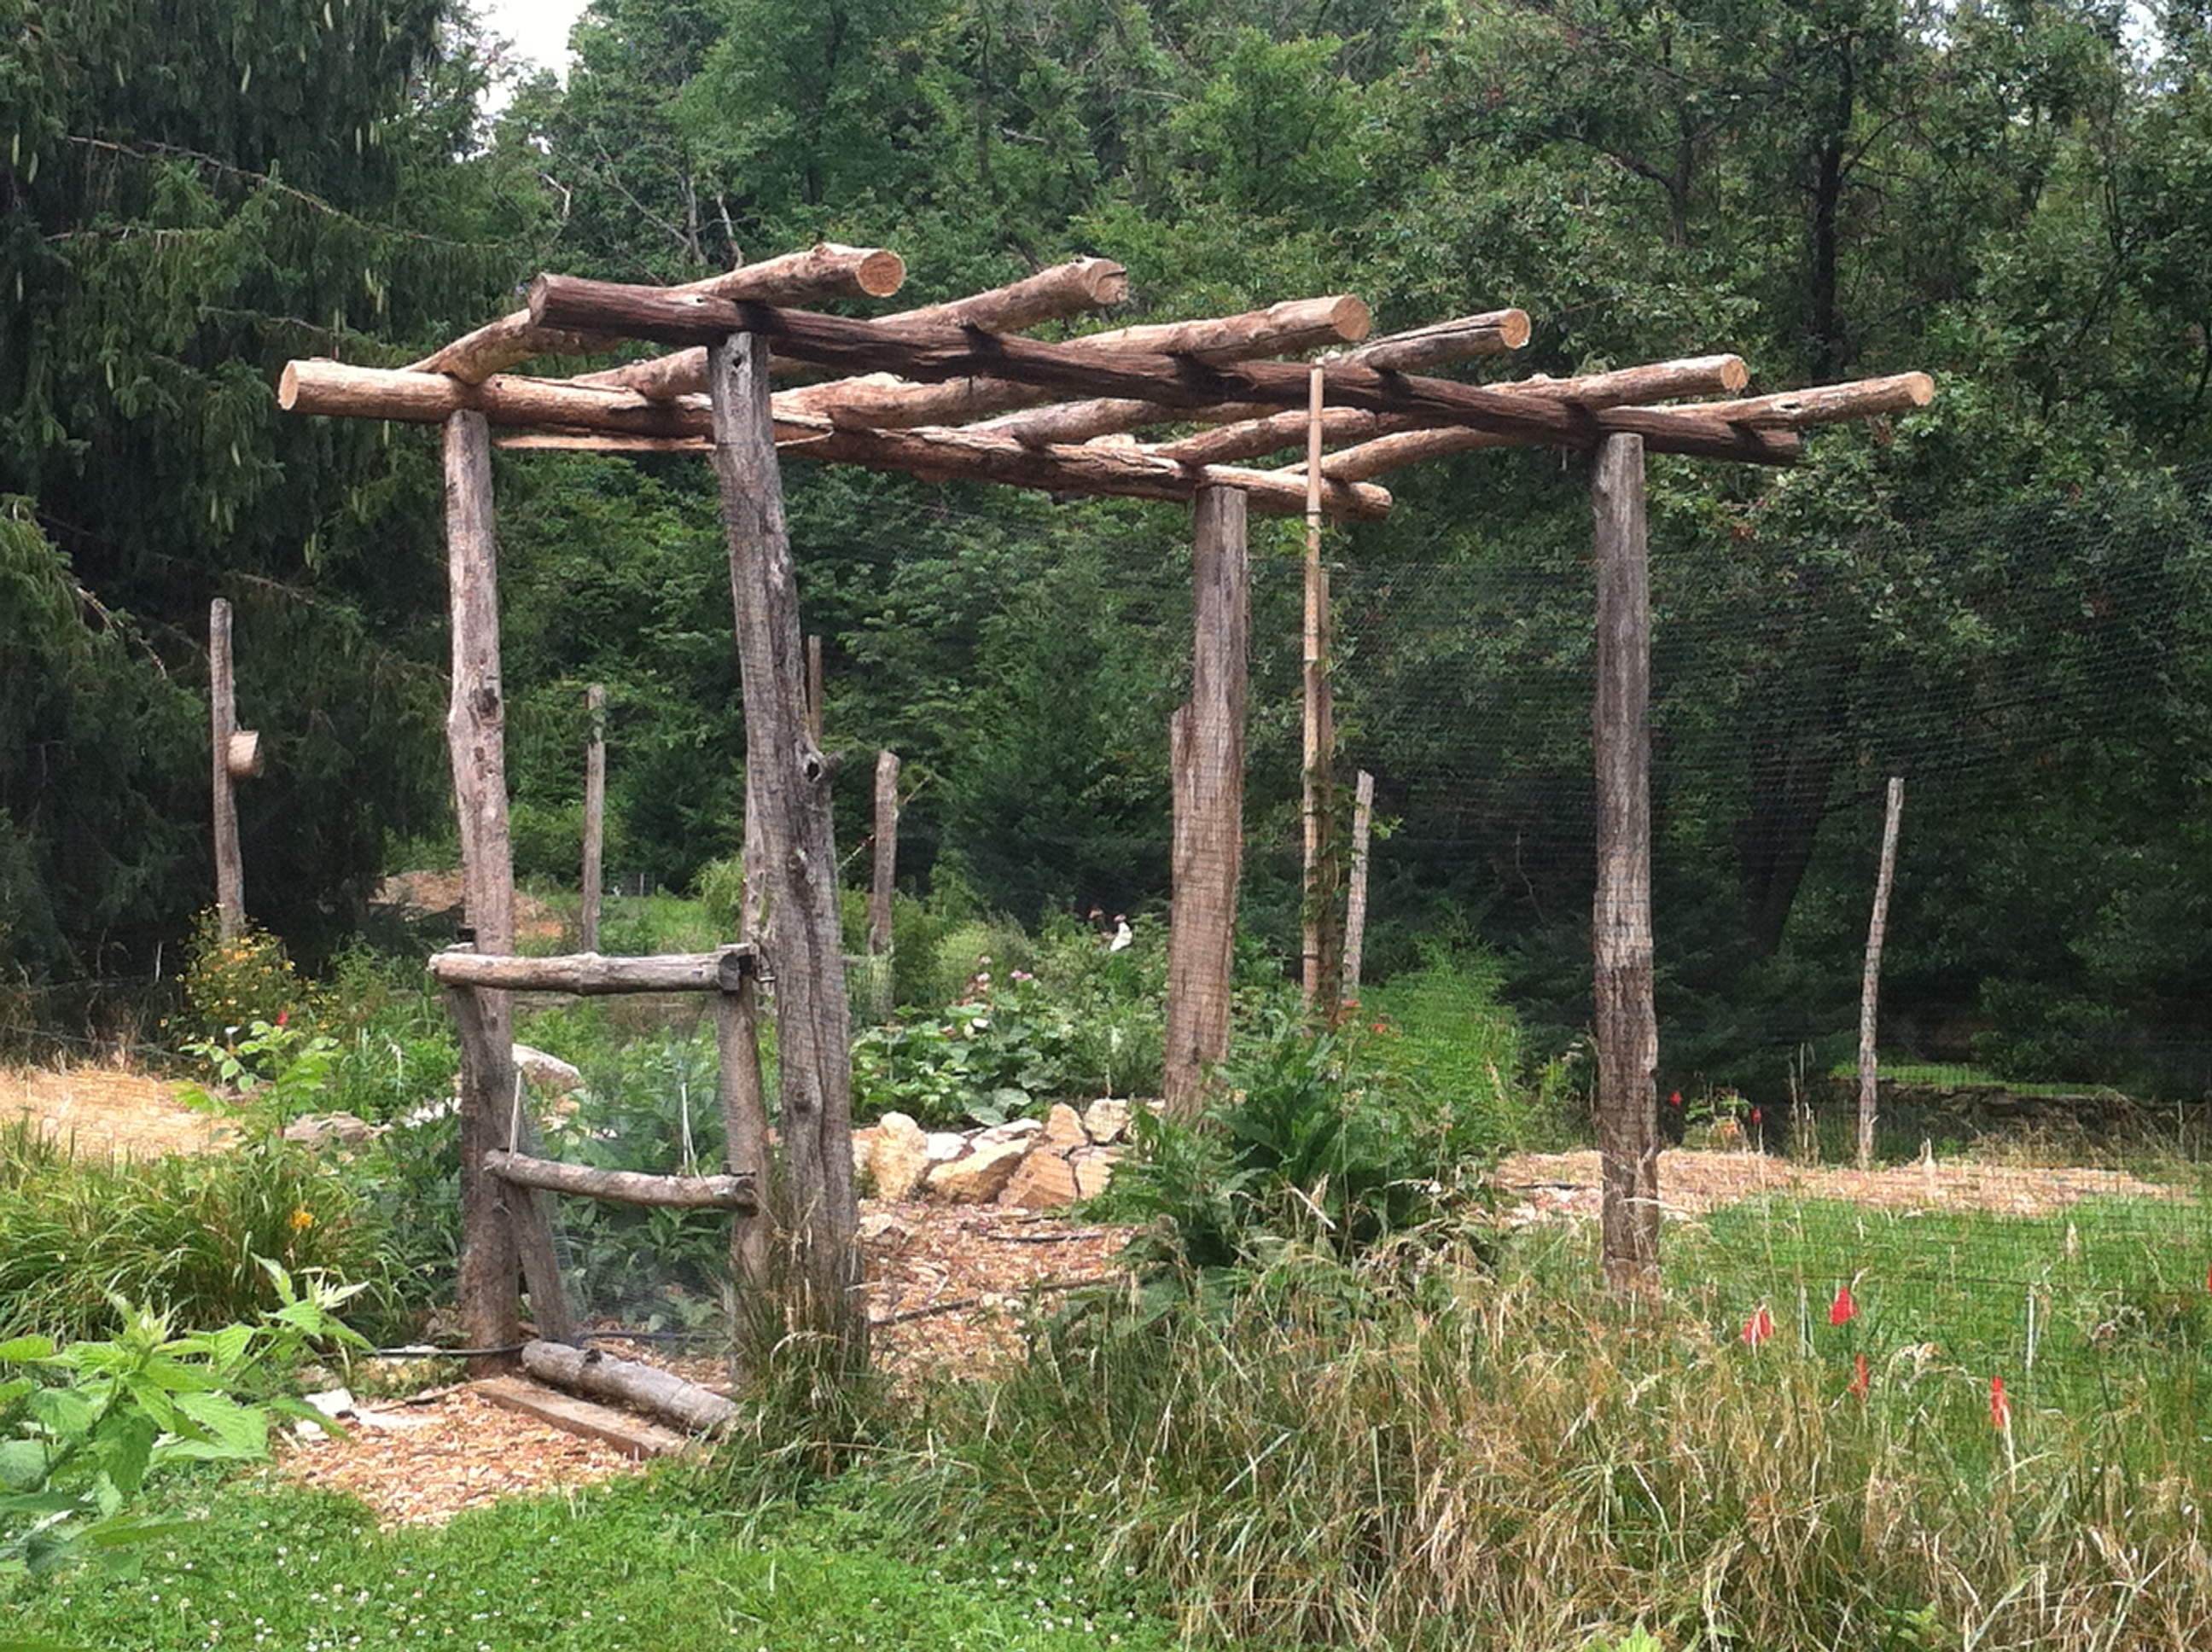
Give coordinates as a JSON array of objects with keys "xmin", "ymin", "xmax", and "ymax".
[
  {"xmin": 428, "ymin": 947, "xmax": 755, "ymax": 995},
  {"xmin": 407, "ymin": 243, "xmax": 906, "ymax": 383},
  {"xmin": 1662, "ymin": 372, "xmax": 1935, "ymax": 427},
  {"xmin": 483, "ymin": 1150, "xmax": 759, "ymax": 1213},
  {"xmin": 522, "ymin": 280, "xmax": 1801, "ymax": 464}
]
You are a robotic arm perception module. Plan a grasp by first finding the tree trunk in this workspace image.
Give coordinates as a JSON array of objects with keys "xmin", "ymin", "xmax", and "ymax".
[
  {"xmin": 208, "ymin": 598, "xmax": 245, "ymax": 940},
  {"xmin": 707, "ymin": 330, "xmax": 862, "ymax": 1349},
  {"xmin": 1592, "ymin": 433, "xmax": 1661, "ymax": 1296},
  {"xmin": 580, "ymin": 684, "xmax": 605, "ymax": 953},
  {"xmin": 1163, "ymin": 486, "xmax": 1250, "ymax": 1115},
  {"xmin": 1857, "ymin": 777, "xmax": 1906, "ymax": 1170}
]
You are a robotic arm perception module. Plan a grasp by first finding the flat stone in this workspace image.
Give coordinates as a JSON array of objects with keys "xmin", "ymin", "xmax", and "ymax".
[
  {"xmin": 975, "ymin": 1118, "xmax": 1043, "ymax": 1147},
  {"xmin": 869, "ymin": 1111, "xmax": 932, "ymax": 1201},
  {"xmin": 1069, "ymin": 1144, "xmax": 1119, "ymax": 1198},
  {"xmin": 998, "ymin": 1149, "xmax": 1080, "ymax": 1211},
  {"xmin": 282, "ymin": 1112, "xmax": 381, "ymax": 1149},
  {"xmin": 1082, "ymin": 1097, "xmax": 1132, "ymax": 1144},
  {"xmin": 1039, "ymin": 1102, "xmax": 1088, "ymax": 1151},
  {"xmin": 925, "ymin": 1131, "xmax": 969, "ymax": 1163},
  {"xmin": 923, "ymin": 1137, "xmax": 1028, "ymax": 1203},
  {"xmin": 510, "ymin": 1044, "xmax": 583, "ymax": 1094}
]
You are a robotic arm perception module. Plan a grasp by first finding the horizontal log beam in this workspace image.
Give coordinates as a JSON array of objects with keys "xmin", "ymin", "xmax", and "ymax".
[
  {"xmin": 525, "ymin": 279, "xmax": 1800, "ymax": 464},
  {"xmin": 428, "ymin": 947, "xmax": 755, "ymax": 995},
  {"xmin": 485, "ymin": 1149, "xmax": 759, "ymax": 1212},
  {"xmin": 282, "ymin": 360, "xmax": 726, "ymax": 438},
  {"xmin": 571, "ymin": 257, "xmax": 1131, "ymax": 402},
  {"xmin": 520, "ymin": 1341, "xmax": 737, "ymax": 1434},
  {"xmin": 1315, "ymin": 416, "xmax": 1802, "ymax": 482},
  {"xmin": 1329, "ymin": 308, "xmax": 1530, "ymax": 370},
  {"xmin": 1664, "ymin": 372, "xmax": 1936, "ymax": 427},
  {"xmin": 497, "ymin": 421, "xmax": 1394, "ymax": 520},
  {"xmin": 405, "ymin": 243, "xmax": 905, "ymax": 383},
  {"xmin": 1158, "ymin": 355, "xmax": 1750, "ymax": 467}
]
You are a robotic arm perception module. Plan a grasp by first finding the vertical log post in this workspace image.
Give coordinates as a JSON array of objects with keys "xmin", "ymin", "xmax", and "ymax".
[
  {"xmin": 580, "ymin": 684, "xmax": 607, "ymax": 953},
  {"xmin": 209, "ymin": 598, "xmax": 246, "ymax": 939},
  {"xmin": 444, "ymin": 410, "xmax": 527, "ymax": 1360},
  {"xmin": 1342, "ymin": 769, "xmax": 1376, "ymax": 1006},
  {"xmin": 867, "ymin": 750, "xmax": 900, "ymax": 1022},
  {"xmin": 707, "ymin": 333, "xmax": 862, "ymax": 1352},
  {"xmin": 1301, "ymin": 365, "xmax": 1342, "ymax": 1015},
  {"xmin": 1857, "ymin": 776, "xmax": 1906, "ymax": 1171},
  {"xmin": 1164, "ymin": 486, "xmax": 1250, "ymax": 1115},
  {"xmin": 806, "ymin": 633, "xmax": 825, "ymax": 743},
  {"xmin": 716, "ymin": 946, "xmax": 771, "ymax": 1294},
  {"xmin": 1591, "ymin": 433, "xmax": 1660, "ymax": 1296}
]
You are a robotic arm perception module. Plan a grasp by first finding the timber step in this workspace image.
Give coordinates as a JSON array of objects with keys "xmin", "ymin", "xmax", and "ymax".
[{"xmin": 473, "ymin": 1376, "xmax": 690, "ymax": 1459}]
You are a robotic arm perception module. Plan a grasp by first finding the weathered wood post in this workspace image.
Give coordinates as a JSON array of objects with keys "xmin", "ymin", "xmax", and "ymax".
[
  {"xmin": 580, "ymin": 684, "xmax": 606, "ymax": 953},
  {"xmin": 1342, "ymin": 769, "xmax": 1376, "ymax": 1006},
  {"xmin": 443, "ymin": 410, "xmax": 527, "ymax": 1362},
  {"xmin": 1591, "ymin": 433, "xmax": 1661, "ymax": 1295},
  {"xmin": 707, "ymin": 331, "xmax": 862, "ymax": 1351},
  {"xmin": 1857, "ymin": 776, "xmax": 1906, "ymax": 1170},
  {"xmin": 207, "ymin": 598, "xmax": 263, "ymax": 939},
  {"xmin": 806, "ymin": 633, "xmax": 825, "ymax": 743},
  {"xmin": 715, "ymin": 945, "xmax": 771, "ymax": 1292},
  {"xmin": 1164, "ymin": 486, "xmax": 1250, "ymax": 1115},
  {"xmin": 1301, "ymin": 365, "xmax": 1342, "ymax": 1014},
  {"xmin": 867, "ymin": 750, "xmax": 900, "ymax": 1022}
]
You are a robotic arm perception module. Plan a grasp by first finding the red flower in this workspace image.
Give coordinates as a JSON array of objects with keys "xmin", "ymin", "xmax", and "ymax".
[
  {"xmin": 1848, "ymin": 1352, "xmax": 1871, "ymax": 1397},
  {"xmin": 1828, "ymin": 1284, "xmax": 1858, "ymax": 1326},
  {"xmin": 1750, "ymin": 1106, "xmax": 1763, "ymax": 1126},
  {"xmin": 2203, "ymin": 1260, "xmax": 2211, "ymax": 1294},
  {"xmin": 1742, "ymin": 1305, "xmax": 1775, "ymax": 1348},
  {"xmin": 1668, "ymin": 1091, "xmax": 1682, "ymax": 1108},
  {"xmin": 1990, "ymin": 1376, "xmax": 2011, "ymax": 1432},
  {"xmin": 276, "ymin": 1009, "xmax": 289, "ymax": 1027}
]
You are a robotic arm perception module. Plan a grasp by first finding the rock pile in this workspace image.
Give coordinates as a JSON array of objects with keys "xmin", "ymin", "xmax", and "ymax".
[{"xmin": 853, "ymin": 1097, "xmax": 1141, "ymax": 1210}]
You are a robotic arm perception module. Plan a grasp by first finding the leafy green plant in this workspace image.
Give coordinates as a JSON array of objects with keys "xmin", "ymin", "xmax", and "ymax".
[
  {"xmin": 176, "ymin": 913, "xmax": 303, "ymax": 1042},
  {"xmin": 1, "ymin": 1265, "xmax": 364, "ymax": 1579}
]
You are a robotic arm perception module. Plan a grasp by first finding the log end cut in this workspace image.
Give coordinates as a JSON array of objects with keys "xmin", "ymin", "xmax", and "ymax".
[
  {"xmin": 1325, "ymin": 294, "xmax": 1374, "ymax": 344},
  {"xmin": 836, "ymin": 243, "xmax": 908, "ymax": 298},
  {"xmin": 1496, "ymin": 308, "xmax": 1533, "ymax": 350}
]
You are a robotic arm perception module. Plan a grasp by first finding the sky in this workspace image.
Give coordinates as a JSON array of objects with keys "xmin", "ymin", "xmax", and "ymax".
[{"xmin": 480, "ymin": 0, "xmax": 589, "ymax": 81}]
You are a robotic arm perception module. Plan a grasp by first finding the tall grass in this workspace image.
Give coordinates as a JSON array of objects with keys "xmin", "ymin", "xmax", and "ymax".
[{"xmin": 830, "ymin": 1232, "xmax": 2212, "ymax": 1650}]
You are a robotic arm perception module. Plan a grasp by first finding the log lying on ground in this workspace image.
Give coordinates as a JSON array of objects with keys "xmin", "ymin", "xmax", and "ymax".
[
  {"xmin": 498, "ymin": 419, "xmax": 1394, "ymax": 520},
  {"xmin": 1157, "ymin": 355, "xmax": 1750, "ymax": 467},
  {"xmin": 523, "ymin": 279, "xmax": 1800, "ymax": 464},
  {"xmin": 573, "ymin": 257, "xmax": 1130, "ymax": 402},
  {"xmin": 484, "ymin": 1149, "xmax": 758, "ymax": 1213},
  {"xmin": 964, "ymin": 309, "xmax": 1534, "ymax": 447},
  {"xmin": 406, "ymin": 243, "xmax": 906, "ymax": 382},
  {"xmin": 428, "ymin": 947, "xmax": 754, "ymax": 995},
  {"xmin": 520, "ymin": 1341, "xmax": 737, "ymax": 1434}
]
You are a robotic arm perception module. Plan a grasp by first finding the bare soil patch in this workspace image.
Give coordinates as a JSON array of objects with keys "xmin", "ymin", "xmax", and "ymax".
[
  {"xmin": 1496, "ymin": 1146, "xmax": 2181, "ymax": 1223},
  {"xmin": 1, "ymin": 1062, "xmax": 237, "ymax": 1159}
]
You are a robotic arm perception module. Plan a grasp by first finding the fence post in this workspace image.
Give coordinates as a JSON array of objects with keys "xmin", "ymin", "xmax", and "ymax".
[
  {"xmin": 1301, "ymin": 364, "xmax": 1342, "ymax": 1014},
  {"xmin": 1857, "ymin": 776, "xmax": 1906, "ymax": 1170},
  {"xmin": 207, "ymin": 597, "xmax": 261, "ymax": 939},
  {"xmin": 868, "ymin": 750, "xmax": 900, "ymax": 1021},
  {"xmin": 1342, "ymin": 770, "xmax": 1376, "ymax": 1006},
  {"xmin": 580, "ymin": 684, "xmax": 606, "ymax": 953},
  {"xmin": 1592, "ymin": 433, "xmax": 1660, "ymax": 1296}
]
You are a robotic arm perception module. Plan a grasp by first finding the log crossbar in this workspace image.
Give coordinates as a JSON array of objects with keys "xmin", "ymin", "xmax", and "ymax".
[
  {"xmin": 483, "ymin": 1149, "xmax": 759, "ymax": 1213},
  {"xmin": 428, "ymin": 946, "xmax": 757, "ymax": 995}
]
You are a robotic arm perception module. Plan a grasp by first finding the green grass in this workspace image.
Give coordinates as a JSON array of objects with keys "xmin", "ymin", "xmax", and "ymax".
[
  {"xmin": 1829, "ymin": 1060, "xmax": 2126, "ymax": 1097},
  {"xmin": 6, "ymin": 1474, "xmax": 1181, "ymax": 1652}
]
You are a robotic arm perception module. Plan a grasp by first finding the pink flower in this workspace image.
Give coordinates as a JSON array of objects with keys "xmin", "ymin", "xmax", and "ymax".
[
  {"xmin": 1848, "ymin": 1352, "xmax": 1871, "ymax": 1397},
  {"xmin": 1742, "ymin": 1305, "xmax": 1775, "ymax": 1348},
  {"xmin": 276, "ymin": 1009, "xmax": 289, "ymax": 1028},
  {"xmin": 1829, "ymin": 1284, "xmax": 1858, "ymax": 1327},
  {"xmin": 1990, "ymin": 1376, "xmax": 2011, "ymax": 1432}
]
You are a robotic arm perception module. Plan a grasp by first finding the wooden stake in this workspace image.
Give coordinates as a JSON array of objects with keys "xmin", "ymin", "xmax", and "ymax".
[
  {"xmin": 707, "ymin": 330, "xmax": 862, "ymax": 1347},
  {"xmin": 1342, "ymin": 771, "xmax": 1376, "ymax": 1006},
  {"xmin": 718, "ymin": 952, "xmax": 771, "ymax": 1294},
  {"xmin": 1301, "ymin": 365, "xmax": 1342, "ymax": 1015},
  {"xmin": 1591, "ymin": 433, "xmax": 1660, "ymax": 1296},
  {"xmin": 1857, "ymin": 777, "xmax": 1906, "ymax": 1170},
  {"xmin": 806, "ymin": 634, "xmax": 824, "ymax": 742},
  {"xmin": 209, "ymin": 598, "xmax": 245, "ymax": 939},
  {"xmin": 867, "ymin": 751, "xmax": 900, "ymax": 1022},
  {"xmin": 1164, "ymin": 486, "xmax": 1250, "ymax": 1116},
  {"xmin": 580, "ymin": 685, "xmax": 606, "ymax": 953}
]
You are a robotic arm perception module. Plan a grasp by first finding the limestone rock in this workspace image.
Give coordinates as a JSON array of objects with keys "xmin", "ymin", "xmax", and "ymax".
[
  {"xmin": 851, "ymin": 1126, "xmax": 880, "ymax": 1179},
  {"xmin": 1082, "ymin": 1097, "xmax": 1132, "ymax": 1144},
  {"xmin": 1039, "ymin": 1102, "xmax": 1088, "ymax": 1152},
  {"xmin": 282, "ymin": 1112, "xmax": 380, "ymax": 1149},
  {"xmin": 1069, "ymin": 1145, "xmax": 1119, "ymax": 1198},
  {"xmin": 510, "ymin": 1043, "xmax": 583, "ymax": 1094},
  {"xmin": 998, "ymin": 1149, "xmax": 1080, "ymax": 1211},
  {"xmin": 869, "ymin": 1112, "xmax": 933, "ymax": 1201},
  {"xmin": 924, "ymin": 1137, "xmax": 1028, "ymax": 1203},
  {"xmin": 925, "ymin": 1131, "xmax": 969, "ymax": 1163},
  {"xmin": 975, "ymin": 1117, "xmax": 1044, "ymax": 1148}
]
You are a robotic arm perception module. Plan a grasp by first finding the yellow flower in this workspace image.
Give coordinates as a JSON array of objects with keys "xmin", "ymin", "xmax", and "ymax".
[{"xmin": 288, "ymin": 1207, "xmax": 317, "ymax": 1232}]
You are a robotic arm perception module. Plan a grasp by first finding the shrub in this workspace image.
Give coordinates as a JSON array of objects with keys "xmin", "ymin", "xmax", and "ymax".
[{"xmin": 178, "ymin": 910, "xmax": 303, "ymax": 1039}]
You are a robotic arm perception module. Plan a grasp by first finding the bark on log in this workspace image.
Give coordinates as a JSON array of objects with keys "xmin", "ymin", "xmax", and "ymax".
[
  {"xmin": 1162, "ymin": 487, "xmax": 1249, "ymax": 1116},
  {"xmin": 1656, "ymin": 372, "xmax": 1936, "ymax": 428},
  {"xmin": 1342, "ymin": 770, "xmax": 1376, "ymax": 1006},
  {"xmin": 1857, "ymin": 777, "xmax": 1906, "ymax": 1170},
  {"xmin": 209, "ymin": 598, "xmax": 245, "ymax": 940},
  {"xmin": 493, "ymin": 418, "xmax": 1393, "ymax": 520},
  {"xmin": 1330, "ymin": 308, "xmax": 1530, "ymax": 370},
  {"xmin": 484, "ymin": 1149, "xmax": 759, "ymax": 1212},
  {"xmin": 709, "ymin": 331, "xmax": 863, "ymax": 1345},
  {"xmin": 521, "ymin": 282, "xmax": 1802, "ymax": 464},
  {"xmin": 580, "ymin": 685, "xmax": 606, "ymax": 955},
  {"xmin": 1165, "ymin": 356, "xmax": 1750, "ymax": 468},
  {"xmin": 428, "ymin": 948, "xmax": 755, "ymax": 994},
  {"xmin": 1592, "ymin": 434, "xmax": 1661, "ymax": 1297},
  {"xmin": 446, "ymin": 979, "xmax": 521, "ymax": 1366},
  {"xmin": 520, "ymin": 1341, "xmax": 739, "ymax": 1434},
  {"xmin": 407, "ymin": 244, "xmax": 905, "ymax": 382},
  {"xmin": 718, "ymin": 961, "xmax": 771, "ymax": 1292}
]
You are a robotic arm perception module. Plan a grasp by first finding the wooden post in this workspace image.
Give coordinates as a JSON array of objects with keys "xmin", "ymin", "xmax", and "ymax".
[
  {"xmin": 707, "ymin": 331, "xmax": 861, "ymax": 1351},
  {"xmin": 1342, "ymin": 770, "xmax": 1376, "ymax": 1006},
  {"xmin": 806, "ymin": 633, "xmax": 824, "ymax": 743},
  {"xmin": 444, "ymin": 410, "xmax": 524, "ymax": 1359},
  {"xmin": 209, "ymin": 598, "xmax": 246, "ymax": 939},
  {"xmin": 1164, "ymin": 486, "xmax": 1250, "ymax": 1115},
  {"xmin": 715, "ymin": 947, "xmax": 771, "ymax": 1292},
  {"xmin": 1591, "ymin": 433, "xmax": 1660, "ymax": 1296},
  {"xmin": 1857, "ymin": 777, "xmax": 1906, "ymax": 1170},
  {"xmin": 1301, "ymin": 365, "xmax": 1342, "ymax": 1015},
  {"xmin": 580, "ymin": 685, "xmax": 607, "ymax": 953},
  {"xmin": 867, "ymin": 750, "xmax": 900, "ymax": 1022}
]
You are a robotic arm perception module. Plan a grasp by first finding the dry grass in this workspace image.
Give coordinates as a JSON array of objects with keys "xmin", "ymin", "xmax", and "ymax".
[{"xmin": 0, "ymin": 1061, "xmax": 237, "ymax": 1159}]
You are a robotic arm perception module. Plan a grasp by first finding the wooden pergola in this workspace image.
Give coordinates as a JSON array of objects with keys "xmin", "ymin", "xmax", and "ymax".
[{"xmin": 278, "ymin": 241, "xmax": 1932, "ymax": 1357}]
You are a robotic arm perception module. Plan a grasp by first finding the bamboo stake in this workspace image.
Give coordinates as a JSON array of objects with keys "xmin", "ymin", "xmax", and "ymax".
[
  {"xmin": 580, "ymin": 685, "xmax": 606, "ymax": 954},
  {"xmin": 1857, "ymin": 777, "xmax": 1906, "ymax": 1170},
  {"xmin": 1301, "ymin": 364, "xmax": 1341, "ymax": 1014}
]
